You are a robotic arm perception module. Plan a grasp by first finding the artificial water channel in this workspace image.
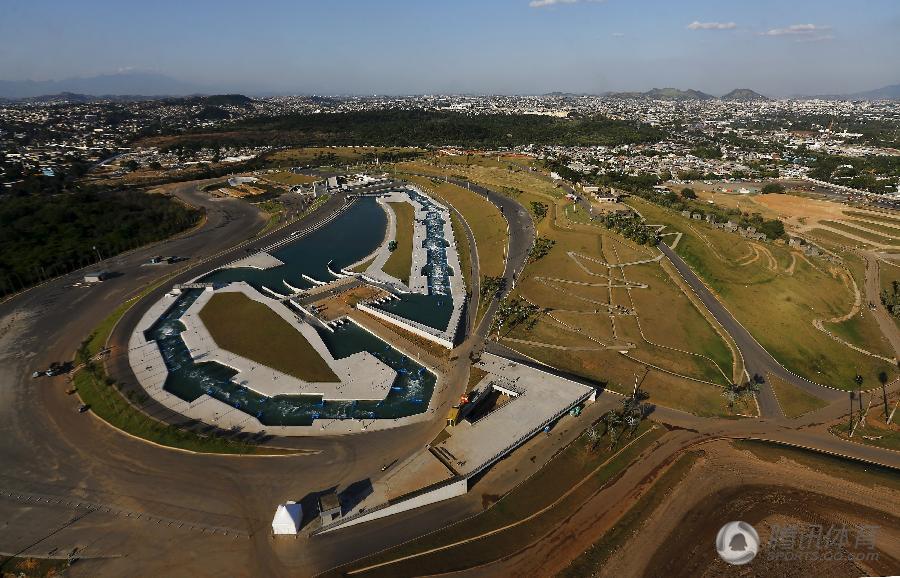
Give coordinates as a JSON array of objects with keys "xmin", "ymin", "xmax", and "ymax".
[{"xmin": 144, "ymin": 194, "xmax": 451, "ymax": 426}]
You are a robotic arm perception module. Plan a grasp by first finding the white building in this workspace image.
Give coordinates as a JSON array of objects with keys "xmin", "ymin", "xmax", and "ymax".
[{"xmin": 271, "ymin": 502, "xmax": 303, "ymax": 535}]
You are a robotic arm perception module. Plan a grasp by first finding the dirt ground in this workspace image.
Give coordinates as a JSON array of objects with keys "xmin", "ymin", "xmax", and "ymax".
[
  {"xmin": 603, "ymin": 440, "xmax": 900, "ymax": 578},
  {"xmin": 455, "ymin": 438, "xmax": 899, "ymax": 578}
]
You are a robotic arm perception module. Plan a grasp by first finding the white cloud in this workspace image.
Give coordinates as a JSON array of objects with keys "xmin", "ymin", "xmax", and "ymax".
[
  {"xmin": 795, "ymin": 34, "xmax": 835, "ymax": 43},
  {"xmin": 529, "ymin": 0, "xmax": 603, "ymax": 8},
  {"xmin": 611, "ymin": 32, "xmax": 625, "ymax": 37},
  {"xmin": 686, "ymin": 21, "xmax": 737, "ymax": 30},
  {"xmin": 760, "ymin": 23, "xmax": 831, "ymax": 36}
]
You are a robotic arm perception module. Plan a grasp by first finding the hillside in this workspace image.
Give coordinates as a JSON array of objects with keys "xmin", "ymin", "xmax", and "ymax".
[
  {"xmin": 606, "ymin": 88, "xmax": 715, "ymax": 101},
  {"xmin": 721, "ymin": 88, "xmax": 769, "ymax": 101}
]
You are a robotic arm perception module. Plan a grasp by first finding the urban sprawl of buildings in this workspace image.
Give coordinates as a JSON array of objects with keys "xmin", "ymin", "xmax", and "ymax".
[{"xmin": 1, "ymin": 93, "xmax": 898, "ymax": 195}]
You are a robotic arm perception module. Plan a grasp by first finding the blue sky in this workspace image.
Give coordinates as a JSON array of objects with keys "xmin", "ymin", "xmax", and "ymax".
[{"xmin": 1, "ymin": 0, "xmax": 898, "ymax": 96}]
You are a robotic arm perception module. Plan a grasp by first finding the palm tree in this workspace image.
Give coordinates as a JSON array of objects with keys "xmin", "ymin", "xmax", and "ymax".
[
  {"xmin": 585, "ymin": 425, "xmax": 602, "ymax": 451},
  {"xmin": 624, "ymin": 414, "xmax": 640, "ymax": 436},
  {"xmin": 605, "ymin": 412, "xmax": 623, "ymax": 449},
  {"xmin": 723, "ymin": 382, "xmax": 740, "ymax": 409},
  {"xmin": 742, "ymin": 380, "xmax": 761, "ymax": 396}
]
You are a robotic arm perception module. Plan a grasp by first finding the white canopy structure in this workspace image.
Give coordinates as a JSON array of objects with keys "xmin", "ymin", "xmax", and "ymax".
[{"xmin": 271, "ymin": 501, "xmax": 303, "ymax": 535}]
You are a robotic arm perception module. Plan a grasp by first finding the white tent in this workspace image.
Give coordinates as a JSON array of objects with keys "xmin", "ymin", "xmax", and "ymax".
[{"xmin": 271, "ymin": 501, "xmax": 303, "ymax": 535}]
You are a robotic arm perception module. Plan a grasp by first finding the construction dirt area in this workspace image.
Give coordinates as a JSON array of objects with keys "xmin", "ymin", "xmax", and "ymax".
[{"xmin": 472, "ymin": 438, "xmax": 900, "ymax": 578}]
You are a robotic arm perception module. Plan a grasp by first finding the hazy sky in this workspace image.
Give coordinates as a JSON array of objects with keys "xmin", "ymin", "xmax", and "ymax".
[{"xmin": 1, "ymin": 0, "xmax": 898, "ymax": 96}]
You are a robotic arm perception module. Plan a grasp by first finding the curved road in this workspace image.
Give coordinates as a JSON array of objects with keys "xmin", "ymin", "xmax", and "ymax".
[
  {"xmin": 658, "ymin": 241, "xmax": 845, "ymax": 418},
  {"xmin": 0, "ymin": 174, "xmax": 536, "ymax": 577}
]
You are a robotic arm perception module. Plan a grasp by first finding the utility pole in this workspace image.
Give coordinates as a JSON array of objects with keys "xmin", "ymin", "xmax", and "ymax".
[{"xmin": 848, "ymin": 391, "xmax": 854, "ymax": 433}]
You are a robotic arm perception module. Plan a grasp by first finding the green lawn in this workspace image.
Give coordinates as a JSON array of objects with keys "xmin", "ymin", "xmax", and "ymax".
[
  {"xmin": 807, "ymin": 227, "xmax": 875, "ymax": 250},
  {"xmin": 401, "ymin": 172, "xmax": 508, "ymax": 278},
  {"xmin": 382, "ymin": 201, "xmax": 415, "ymax": 284},
  {"xmin": 767, "ymin": 373, "xmax": 829, "ymax": 418},
  {"xmin": 75, "ymin": 369, "xmax": 277, "ymax": 454},
  {"xmin": 199, "ymin": 292, "xmax": 339, "ymax": 382},
  {"xmin": 820, "ymin": 220, "xmax": 900, "ymax": 246},
  {"xmin": 450, "ymin": 210, "xmax": 472, "ymax": 292},
  {"xmin": 845, "ymin": 218, "xmax": 900, "ymax": 238},
  {"xmin": 629, "ymin": 197, "xmax": 898, "ymax": 389}
]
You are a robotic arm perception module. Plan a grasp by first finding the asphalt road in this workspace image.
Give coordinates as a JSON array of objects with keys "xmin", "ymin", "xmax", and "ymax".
[
  {"xmin": 0, "ymin": 180, "xmax": 465, "ymax": 575},
  {"xmin": 0, "ymin": 172, "xmax": 894, "ymax": 577},
  {"xmin": 657, "ymin": 241, "xmax": 845, "ymax": 417}
]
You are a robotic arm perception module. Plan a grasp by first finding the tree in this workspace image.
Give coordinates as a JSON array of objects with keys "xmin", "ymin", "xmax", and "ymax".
[
  {"xmin": 761, "ymin": 183, "xmax": 785, "ymax": 194},
  {"xmin": 680, "ymin": 187, "xmax": 697, "ymax": 200}
]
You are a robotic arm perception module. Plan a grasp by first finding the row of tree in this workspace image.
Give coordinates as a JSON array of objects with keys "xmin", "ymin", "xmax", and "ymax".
[
  {"xmin": 0, "ymin": 190, "xmax": 201, "ymax": 297},
  {"xmin": 597, "ymin": 211, "xmax": 659, "ymax": 246},
  {"xmin": 149, "ymin": 110, "xmax": 665, "ymax": 151}
]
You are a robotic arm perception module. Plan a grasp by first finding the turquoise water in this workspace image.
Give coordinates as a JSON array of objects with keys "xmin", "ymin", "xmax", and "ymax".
[
  {"xmin": 138, "ymin": 192, "xmax": 463, "ymax": 425},
  {"xmin": 201, "ymin": 197, "xmax": 388, "ymax": 294},
  {"xmin": 372, "ymin": 188, "xmax": 455, "ymax": 331},
  {"xmin": 146, "ymin": 289, "xmax": 435, "ymax": 426}
]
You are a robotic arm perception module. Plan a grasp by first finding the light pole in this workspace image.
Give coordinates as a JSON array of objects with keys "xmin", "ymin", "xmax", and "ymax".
[{"xmin": 93, "ymin": 245, "xmax": 103, "ymax": 263}]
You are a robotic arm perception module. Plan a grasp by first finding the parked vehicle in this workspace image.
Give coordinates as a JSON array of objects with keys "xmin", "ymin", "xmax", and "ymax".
[{"xmin": 77, "ymin": 404, "xmax": 90, "ymax": 413}]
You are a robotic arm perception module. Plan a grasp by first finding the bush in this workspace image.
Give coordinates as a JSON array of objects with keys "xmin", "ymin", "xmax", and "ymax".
[{"xmin": 761, "ymin": 183, "xmax": 785, "ymax": 194}]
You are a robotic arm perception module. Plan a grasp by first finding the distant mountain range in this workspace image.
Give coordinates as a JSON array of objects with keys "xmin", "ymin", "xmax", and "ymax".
[
  {"xmin": 604, "ymin": 87, "xmax": 768, "ymax": 101},
  {"xmin": 605, "ymin": 88, "xmax": 715, "ymax": 101},
  {"xmin": 0, "ymin": 72, "xmax": 203, "ymax": 100},
  {"xmin": 0, "ymin": 71, "xmax": 897, "ymax": 102},
  {"xmin": 838, "ymin": 83, "xmax": 900, "ymax": 100}
]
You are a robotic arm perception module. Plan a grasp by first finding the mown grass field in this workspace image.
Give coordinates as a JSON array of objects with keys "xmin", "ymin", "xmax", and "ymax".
[
  {"xmin": 199, "ymin": 292, "xmax": 339, "ymax": 382},
  {"xmin": 844, "ymin": 210, "xmax": 900, "ymax": 226},
  {"xmin": 631, "ymin": 197, "xmax": 898, "ymax": 389},
  {"xmin": 807, "ymin": 227, "xmax": 877, "ymax": 250},
  {"xmin": 767, "ymin": 372, "xmax": 829, "ymax": 418},
  {"xmin": 401, "ymin": 172, "xmax": 508, "ymax": 278},
  {"xmin": 450, "ymin": 210, "xmax": 472, "ymax": 292},
  {"xmin": 74, "ymin": 369, "xmax": 279, "ymax": 454},
  {"xmin": 845, "ymin": 218, "xmax": 900, "ymax": 237},
  {"xmin": 417, "ymin": 163, "xmax": 735, "ymax": 415},
  {"xmin": 382, "ymin": 201, "xmax": 415, "ymax": 284},
  {"xmin": 820, "ymin": 220, "xmax": 900, "ymax": 246},
  {"xmin": 510, "ymin": 196, "xmax": 734, "ymax": 412},
  {"xmin": 825, "ymin": 254, "xmax": 896, "ymax": 360}
]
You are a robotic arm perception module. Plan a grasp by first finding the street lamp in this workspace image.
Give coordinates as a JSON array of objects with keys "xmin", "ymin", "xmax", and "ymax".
[{"xmin": 93, "ymin": 245, "xmax": 103, "ymax": 262}]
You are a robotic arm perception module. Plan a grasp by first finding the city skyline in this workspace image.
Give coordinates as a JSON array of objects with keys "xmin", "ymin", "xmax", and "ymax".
[{"xmin": 1, "ymin": 0, "xmax": 898, "ymax": 97}]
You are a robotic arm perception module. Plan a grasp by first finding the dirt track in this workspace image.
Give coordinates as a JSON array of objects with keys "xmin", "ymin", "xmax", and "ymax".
[{"xmin": 449, "ymin": 439, "xmax": 899, "ymax": 578}]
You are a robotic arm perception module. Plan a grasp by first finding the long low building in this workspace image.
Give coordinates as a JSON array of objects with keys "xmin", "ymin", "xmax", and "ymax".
[{"xmin": 317, "ymin": 353, "xmax": 596, "ymax": 532}]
